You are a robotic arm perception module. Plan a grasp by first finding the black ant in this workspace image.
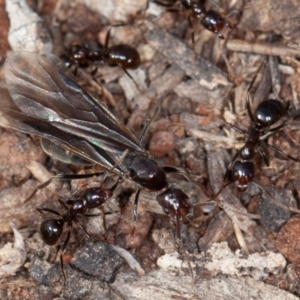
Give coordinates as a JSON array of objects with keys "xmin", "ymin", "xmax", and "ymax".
[
  {"xmin": 61, "ymin": 27, "xmax": 141, "ymax": 81},
  {"xmin": 2, "ymin": 52, "xmax": 230, "ymax": 250},
  {"xmin": 215, "ymin": 64, "xmax": 300, "ymax": 211},
  {"xmin": 151, "ymin": 0, "xmax": 231, "ymax": 43},
  {"xmin": 36, "ymin": 177, "xmax": 119, "ymax": 283}
]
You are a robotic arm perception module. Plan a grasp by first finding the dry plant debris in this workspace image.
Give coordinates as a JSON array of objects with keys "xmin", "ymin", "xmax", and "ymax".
[{"xmin": 0, "ymin": 0, "xmax": 300, "ymax": 299}]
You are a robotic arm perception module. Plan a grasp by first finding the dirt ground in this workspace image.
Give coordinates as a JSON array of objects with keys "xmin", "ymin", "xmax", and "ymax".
[{"xmin": 1, "ymin": 0, "xmax": 300, "ymax": 299}]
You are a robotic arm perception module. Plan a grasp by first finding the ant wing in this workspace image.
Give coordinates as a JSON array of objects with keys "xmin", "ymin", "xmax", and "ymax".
[
  {"xmin": 1, "ymin": 52, "xmax": 145, "ymax": 172},
  {"xmin": 0, "ymin": 83, "xmax": 127, "ymax": 174}
]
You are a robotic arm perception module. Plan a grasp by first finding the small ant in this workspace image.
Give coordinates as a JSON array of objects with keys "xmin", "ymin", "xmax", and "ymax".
[
  {"xmin": 36, "ymin": 176, "xmax": 119, "ymax": 283},
  {"xmin": 151, "ymin": 0, "xmax": 231, "ymax": 43},
  {"xmin": 61, "ymin": 27, "xmax": 141, "ymax": 80},
  {"xmin": 216, "ymin": 63, "xmax": 300, "ymax": 211}
]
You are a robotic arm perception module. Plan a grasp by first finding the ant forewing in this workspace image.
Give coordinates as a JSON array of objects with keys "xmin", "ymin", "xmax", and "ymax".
[{"xmin": 0, "ymin": 52, "xmax": 197, "ymax": 241}]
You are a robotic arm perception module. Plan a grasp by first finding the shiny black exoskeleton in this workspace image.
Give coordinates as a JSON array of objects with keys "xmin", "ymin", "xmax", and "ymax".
[
  {"xmin": 37, "ymin": 182, "xmax": 117, "ymax": 282},
  {"xmin": 226, "ymin": 97, "xmax": 299, "ymax": 192},
  {"xmin": 123, "ymin": 153, "xmax": 193, "ymax": 239},
  {"xmin": 1, "ymin": 52, "xmax": 194, "ymax": 245},
  {"xmin": 152, "ymin": 0, "xmax": 230, "ymax": 39},
  {"xmin": 61, "ymin": 28, "xmax": 141, "ymax": 74}
]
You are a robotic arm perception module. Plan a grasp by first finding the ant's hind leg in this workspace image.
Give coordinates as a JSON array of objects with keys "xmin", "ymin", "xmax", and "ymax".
[{"xmin": 266, "ymin": 143, "xmax": 300, "ymax": 163}]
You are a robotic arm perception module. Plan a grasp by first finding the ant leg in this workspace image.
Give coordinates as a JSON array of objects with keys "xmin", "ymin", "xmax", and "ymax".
[
  {"xmin": 59, "ymin": 229, "xmax": 72, "ymax": 287},
  {"xmin": 91, "ymin": 66, "xmax": 98, "ymax": 76},
  {"xmin": 122, "ymin": 67, "xmax": 143, "ymax": 94},
  {"xmin": 175, "ymin": 216, "xmax": 181, "ymax": 242},
  {"xmin": 225, "ymin": 121, "xmax": 248, "ymax": 135},
  {"xmin": 224, "ymin": 151, "xmax": 239, "ymax": 182},
  {"xmin": 105, "ymin": 27, "xmax": 112, "ymax": 50},
  {"xmin": 137, "ymin": 90, "xmax": 173, "ymax": 146},
  {"xmin": 151, "ymin": 0, "xmax": 173, "ymax": 7},
  {"xmin": 220, "ymin": 51, "xmax": 236, "ymax": 81},
  {"xmin": 84, "ymin": 212, "xmax": 102, "ymax": 217},
  {"xmin": 245, "ymin": 94, "xmax": 255, "ymax": 123},
  {"xmin": 161, "ymin": 165, "xmax": 210, "ymax": 197},
  {"xmin": 260, "ymin": 118, "xmax": 293, "ymax": 142},
  {"xmin": 265, "ymin": 143, "xmax": 300, "ymax": 162},
  {"xmin": 65, "ymin": 183, "xmax": 90, "ymax": 203},
  {"xmin": 188, "ymin": 15, "xmax": 195, "ymax": 51},
  {"xmin": 133, "ymin": 189, "xmax": 142, "ymax": 221},
  {"xmin": 24, "ymin": 172, "xmax": 105, "ymax": 203},
  {"xmin": 256, "ymin": 146, "xmax": 269, "ymax": 166},
  {"xmin": 245, "ymin": 60, "xmax": 267, "ymax": 122},
  {"xmin": 210, "ymin": 0, "xmax": 222, "ymax": 10},
  {"xmin": 74, "ymin": 221, "xmax": 91, "ymax": 239},
  {"xmin": 138, "ymin": 96, "xmax": 163, "ymax": 144},
  {"xmin": 36, "ymin": 207, "xmax": 61, "ymax": 216},
  {"xmin": 58, "ymin": 199, "xmax": 75, "ymax": 213},
  {"xmin": 252, "ymin": 181, "xmax": 300, "ymax": 214},
  {"xmin": 212, "ymin": 181, "xmax": 233, "ymax": 199},
  {"xmin": 74, "ymin": 65, "xmax": 78, "ymax": 77},
  {"xmin": 265, "ymin": 118, "xmax": 291, "ymax": 134}
]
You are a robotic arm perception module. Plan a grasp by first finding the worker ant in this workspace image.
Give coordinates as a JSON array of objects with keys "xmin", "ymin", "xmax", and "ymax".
[
  {"xmin": 60, "ymin": 27, "xmax": 141, "ymax": 85},
  {"xmin": 150, "ymin": 0, "xmax": 231, "ymax": 44},
  {"xmin": 1, "ymin": 52, "xmax": 257, "ymax": 266},
  {"xmin": 214, "ymin": 63, "xmax": 300, "ymax": 212},
  {"xmin": 36, "ymin": 175, "xmax": 119, "ymax": 283}
]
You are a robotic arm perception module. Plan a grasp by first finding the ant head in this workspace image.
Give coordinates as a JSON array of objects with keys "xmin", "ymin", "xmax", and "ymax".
[
  {"xmin": 201, "ymin": 10, "xmax": 227, "ymax": 38},
  {"xmin": 254, "ymin": 100, "xmax": 286, "ymax": 129},
  {"xmin": 156, "ymin": 187, "xmax": 191, "ymax": 221},
  {"xmin": 40, "ymin": 219, "xmax": 64, "ymax": 245}
]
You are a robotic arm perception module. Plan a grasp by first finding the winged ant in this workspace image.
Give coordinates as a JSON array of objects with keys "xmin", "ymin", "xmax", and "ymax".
[
  {"xmin": 0, "ymin": 52, "xmax": 266, "ymax": 288},
  {"xmin": 0, "ymin": 52, "xmax": 200, "ymax": 243}
]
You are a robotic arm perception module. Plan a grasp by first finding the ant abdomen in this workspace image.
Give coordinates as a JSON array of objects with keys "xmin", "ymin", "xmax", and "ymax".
[
  {"xmin": 40, "ymin": 219, "xmax": 64, "ymax": 246},
  {"xmin": 156, "ymin": 187, "xmax": 191, "ymax": 221},
  {"xmin": 254, "ymin": 100, "xmax": 287, "ymax": 128},
  {"xmin": 200, "ymin": 9, "xmax": 228, "ymax": 38},
  {"xmin": 232, "ymin": 161, "xmax": 255, "ymax": 192},
  {"xmin": 106, "ymin": 44, "xmax": 141, "ymax": 69}
]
